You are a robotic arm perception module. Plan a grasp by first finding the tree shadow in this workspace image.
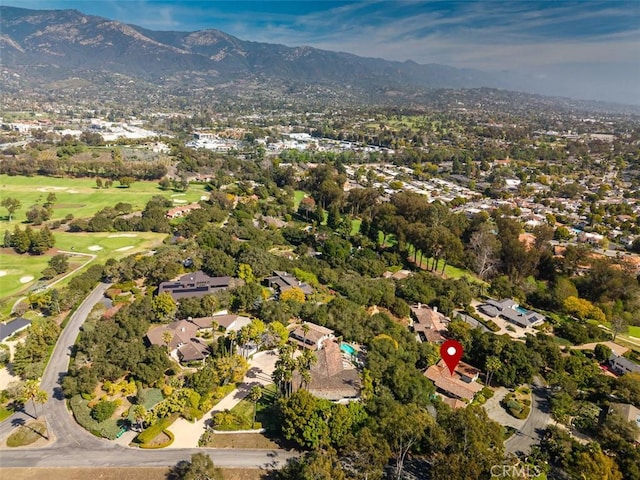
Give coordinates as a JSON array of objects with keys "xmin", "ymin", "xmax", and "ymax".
[
  {"xmin": 11, "ymin": 417, "xmax": 48, "ymax": 440},
  {"xmin": 14, "ymin": 405, "xmax": 36, "ymax": 420},
  {"xmin": 165, "ymin": 460, "xmax": 190, "ymax": 480},
  {"xmin": 11, "ymin": 417, "xmax": 26, "ymax": 428}
]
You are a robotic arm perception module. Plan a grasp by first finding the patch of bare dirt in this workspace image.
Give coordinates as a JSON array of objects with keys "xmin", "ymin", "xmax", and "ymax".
[{"xmin": 2, "ymin": 468, "xmax": 265, "ymax": 480}]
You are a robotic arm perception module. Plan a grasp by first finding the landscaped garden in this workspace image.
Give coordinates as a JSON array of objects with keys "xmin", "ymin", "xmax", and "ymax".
[
  {"xmin": 502, "ymin": 386, "xmax": 532, "ymax": 420},
  {"xmin": 211, "ymin": 384, "xmax": 277, "ymax": 431}
]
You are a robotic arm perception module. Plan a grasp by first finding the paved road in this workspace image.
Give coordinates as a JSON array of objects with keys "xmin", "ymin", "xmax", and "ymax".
[
  {"xmin": 0, "ymin": 283, "xmax": 297, "ymax": 469},
  {"xmin": 504, "ymin": 378, "xmax": 551, "ymax": 455}
]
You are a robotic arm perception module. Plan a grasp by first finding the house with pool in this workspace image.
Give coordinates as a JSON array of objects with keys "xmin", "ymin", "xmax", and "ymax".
[
  {"xmin": 289, "ymin": 322, "xmax": 335, "ymax": 350},
  {"xmin": 292, "ymin": 339, "xmax": 361, "ymax": 403},
  {"xmin": 479, "ymin": 298, "xmax": 545, "ymax": 328}
]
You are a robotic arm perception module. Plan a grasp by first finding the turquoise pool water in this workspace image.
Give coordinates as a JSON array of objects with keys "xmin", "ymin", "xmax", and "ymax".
[
  {"xmin": 340, "ymin": 343, "xmax": 356, "ymax": 355},
  {"xmin": 516, "ymin": 306, "xmax": 529, "ymax": 314}
]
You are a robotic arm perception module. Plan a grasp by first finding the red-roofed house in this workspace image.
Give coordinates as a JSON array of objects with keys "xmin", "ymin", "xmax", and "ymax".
[{"xmin": 425, "ymin": 360, "xmax": 482, "ymax": 408}]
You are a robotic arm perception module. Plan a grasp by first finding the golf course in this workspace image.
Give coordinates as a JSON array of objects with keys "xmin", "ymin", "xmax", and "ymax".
[{"xmin": 0, "ymin": 174, "xmax": 205, "ymax": 315}]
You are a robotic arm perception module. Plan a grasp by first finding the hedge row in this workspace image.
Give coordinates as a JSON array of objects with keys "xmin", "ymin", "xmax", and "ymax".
[
  {"xmin": 135, "ymin": 414, "xmax": 177, "ymax": 445},
  {"xmin": 138, "ymin": 429, "xmax": 174, "ymax": 449},
  {"xmin": 70, "ymin": 395, "xmax": 121, "ymax": 440}
]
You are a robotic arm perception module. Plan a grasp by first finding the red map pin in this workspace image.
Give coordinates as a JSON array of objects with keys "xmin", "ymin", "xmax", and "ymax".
[{"xmin": 440, "ymin": 339, "xmax": 463, "ymax": 375}]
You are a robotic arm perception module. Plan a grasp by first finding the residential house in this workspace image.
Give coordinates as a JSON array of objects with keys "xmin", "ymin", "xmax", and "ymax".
[
  {"xmin": 190, "ymin": 314, "xmax": 252, "ymax": 334},
  {"xmin": 166, "ymin": 203, "xmax": 201, "ymax": 219},
  {"xmin": 425, "ymin": 359, "xmax": 482, "ymax": 408},
  {"xmin": 410, "ymin": 304, "xmax": 449, "ymax": 344},
  {"xmin": 609, "ymin": 354, "xmax": 640, "ymax": 376},
  {"xmin": 289, "ymin": 322, "xmax": 335, "ymax": 350},
  {"xmin": 0, "ymin": 317, "xmax": 31, "ymax": 342},
  {"xmin": 479, "ymin": 298, "xmax": 546, "ymax": 328},
  {"xmin": 264, "ymin": 271, "xmax": 314, "ymax": 296},
  {"xmin": 292, "ymin": 340, "xmax": 361, "ymax": 402},
  {"xmin": 146, "ymin": 319, "xmax": 210, "ymax": 364},
  {"xmin": 609, "ymin": 403, "xmax": 640, "ymax": 442},
  {"xmin": 382, "ymin": 269, "xmax": 412, "ymax": 280},
  {"xmin": 158, "ymin": 271, "xmax": 232, "ymax": 301}
]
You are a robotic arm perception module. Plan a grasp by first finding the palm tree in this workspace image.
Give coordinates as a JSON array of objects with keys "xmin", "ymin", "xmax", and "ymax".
[
  {"xmin": 485, "ymin": 356, "xmax": 501, "ymax": 387},
  {"xmin": 228, "ymin": 331, "xmax": 237, "ymax": 357},
  {"xmin": 273, "ymin": 344, "xmax": 296, "ymax": 397},
  {"xmin": 132, "ymin": 404, "xmax": 147, "ymax": 432},
  {"xmin": 301, "ymin": 322, "xmax": 310, "ymax": 348},
  {"xmin": 297, "ymin": 349, "xmax": 317, "ymax": 390},
  {"xmin": 22, "ymin": 379, "xmax": 47, "ymax": 419},
  {"xmin": 162, "ymin": 331, "xmax": 173, "ymax": 350},
  {"xmin": 249, "ymin": 386, "xmax": 263, "ymax": 428}
]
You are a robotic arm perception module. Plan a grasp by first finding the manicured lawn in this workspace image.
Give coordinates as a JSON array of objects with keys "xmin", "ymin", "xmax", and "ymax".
[
  {"xmin": 293, "ymin": 190, "xmax": 306, "ymax": 210},
  {"xmin": 0, "ymin": 249, "xmax": 53, "ymax": 299},
  {"xmin": 407, "ymin": 244, "xmax": 487, "ymax": 285},
  {"xmin": 228, "ymin": 384, "xmax": 278, "ymax": 430},
  {"xmin": 628, "ymin": 325, "xmax": 640, "ymax": 338},
  {"xmin": 0, "ymin": 174, "xmax": 209, "ymax": 228},
  {"xmin": 0, "ymin": 405, "xmax": 13, "ymax": 421},
  {"xmin": 53, "ymin": 231, "xmax": 166, "ymax": 258},
  {"xmin": 6, "ymin": 419, "xmax": 48, "ymax": 447},
  {"xmin": 350, "ymin": 218, "xmax": 362, "ymax": 236}
]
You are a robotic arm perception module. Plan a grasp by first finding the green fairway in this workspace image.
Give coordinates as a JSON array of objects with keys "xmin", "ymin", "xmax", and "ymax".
[
  {"xmin": 627, "ymin": 325, "xmax": 640, "ymax": 338},
  {"xmin": 0, "ymin": 249, "xmax": 52, "ymax": 299},
  {"xmin": 0, "ymin": 174, "xmax": 209, "ymax": 227},
  {"xmin": 0, "ymin": 230, "xmax": 167, "ymax": 316},
  {"xmin": 53, "ymin": 231, "xmax": 167, "ymax": 258}
]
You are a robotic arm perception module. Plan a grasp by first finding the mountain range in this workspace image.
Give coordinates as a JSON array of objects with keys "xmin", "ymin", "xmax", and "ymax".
[
  {"xmin": 0, "ymin": 6, "xmax": 635, "ymax": 107},
  {"xmin": 0, "ymin": 6, "xmax": 510, "ymax": 90}
]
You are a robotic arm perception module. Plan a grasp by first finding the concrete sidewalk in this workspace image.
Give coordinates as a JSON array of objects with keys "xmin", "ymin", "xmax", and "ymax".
[{"xmin": 168, "ymin": 350, "xmax": 278, "ymax": 448}]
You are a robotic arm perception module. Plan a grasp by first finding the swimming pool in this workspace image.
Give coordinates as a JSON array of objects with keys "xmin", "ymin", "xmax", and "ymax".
[
  {"xmin": 340, "ymin": 342, "xmax": 356, "ymax": 356},
  {"xmin": 516, "ymin": 306, "xmax": 529, "ymax": 314}
]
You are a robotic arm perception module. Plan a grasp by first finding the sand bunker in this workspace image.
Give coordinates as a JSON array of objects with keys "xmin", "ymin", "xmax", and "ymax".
[
  {"xmin": 171, "ymin": 193, "xmax": 186, "ymax": 197},
  {"xmin": 87, "ymin": 245, "xmax": 103, "ymax": 251},
  {"xmin": 0, "ymin": 270, "xmax": 6, "ymax": 277},
  {"xmin": 173, "ymin": 199, "xmax": 187, "ymax": 204},
  {"xmin": 115, "ymin": 246, "xmax": 134, "ymax": 252},
  {"xmin": 67, "ymin": 189, "xmax": 79, "ymax": 194},
  {"xmin": 19, "ymin": 276, "xmax": 34, "ymax": 283},
  {"xmin": 108, "ymin": 233, "xmax": 138, "ymax": 238}
]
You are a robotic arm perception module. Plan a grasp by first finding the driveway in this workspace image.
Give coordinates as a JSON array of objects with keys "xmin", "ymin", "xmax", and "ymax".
[
  {"xmin": 504, "ymin": 378, "xmax": 552, "ymax": 454},
  {"xmin": 482, "ymin": 387, "xmax": 526, "ymax": 431},
  {"xmin": 169, "ymin": 350, "xmax": 278, "ymax": 448}
]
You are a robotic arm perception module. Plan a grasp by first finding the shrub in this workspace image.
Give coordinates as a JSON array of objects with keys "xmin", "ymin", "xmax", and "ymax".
[
  {"xmin": 512, "ymin": 406, "xmax": 530, "ymax": 420},
  {"xmin": 212, "ymin": 410, "xmax": 248, "ymax": 431},
  {"xmin": 91, "ymin": 399, "xmax": 118, "ymax": 422},
  {"xmin": 70, "ymin": 395, "xmax": 121, "ymax": 439},
  {"xmin": 138, "ymin": 429, "xmax": 174, "ymax": 449},
  {"xmin": 506, "ymin": 400, "xmax": 522, "ymax": 412},
  {"xmin": 481, "ymin": 387, "xmax": 494, "ymax": 399},
  {"xmin": 135, "ymin": 414, "xmax": 177, "ymax": 444}
]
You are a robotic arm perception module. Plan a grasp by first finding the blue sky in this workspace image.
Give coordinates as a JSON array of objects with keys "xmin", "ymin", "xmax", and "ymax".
[{"xmin": 9, "ymin": 1, "xmax": 640, "ymax": 102}]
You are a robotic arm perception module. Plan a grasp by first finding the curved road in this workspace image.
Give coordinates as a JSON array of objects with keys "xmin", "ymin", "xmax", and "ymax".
[
  {"xmin": 504, "ymin": 378, "xmax": 551, "ymax": 454},
  {"xmin": 0, "ymin": 283, "xmax": 297, "ymax": 469}
]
